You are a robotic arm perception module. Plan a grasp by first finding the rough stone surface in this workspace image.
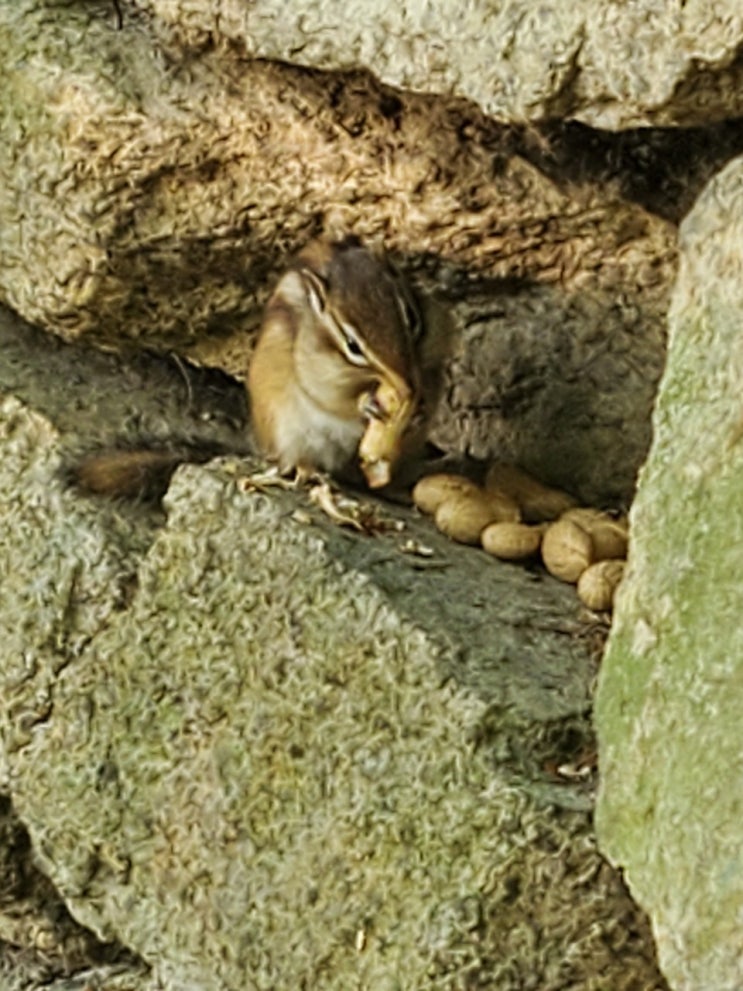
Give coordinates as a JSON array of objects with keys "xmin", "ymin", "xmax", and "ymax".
[
  {"xmin": 0, "ymin": 1, "xmax": 676, "ymax": 348},
  {"xmin": 0, "ymin": 797, "xmax": 148, "ymax": 991},
  {"xmin": 433, "ymin": 282, "xmax": 665, "ymax": 506},
  {"xmin": 595, "ymin": 156, "xmax": 743, "ymax": 991},
  {"xmin": 2, "ymin": 1, "xmax": 743, "ymax": 986},
  {"xmin": 7, "ymin": 3, "xmax": 743, "ymax": 507},
  {"xmin": 0, "ymin": 306, "xmax": 668, "ymax": 989},
  {"xmin": 135, "ymin": 0, "xmax": 743, "ymax": 128}
]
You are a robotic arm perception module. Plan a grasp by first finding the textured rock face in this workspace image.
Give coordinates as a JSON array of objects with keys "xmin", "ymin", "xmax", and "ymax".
[
  {"xmin": 137, "ymin": 0, "xmax": 743, "ymax": 128},
  {"xmin": 595, "ymin": 157, "xmax": 743, "ymax": 991},
  {"xmin": 0, "ymin": 307, "xmax": 669, "ymax": 990},
  {"xmin": 1, "ymin": 0, "xmax": 699, "ymax": 506},
  {"xmin": 1, "ymin": 1, "xmax": 674, "ymax": 349},
  {"xmin": 2, "ymin": 1, "xmax": 743, "ymax": 988}
]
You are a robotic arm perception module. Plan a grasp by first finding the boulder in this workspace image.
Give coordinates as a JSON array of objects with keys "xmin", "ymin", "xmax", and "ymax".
[
  {"xmin": 1, "ymin": 2, "xmax": 676, "ymax": 345},
  {"xmin": 9, "ymin": 3, "xmax": 743, "ymax": 507},
  {"xmin": 595, "ymin": 156, "xmax": 743, "ymax": 990},
  {"xmin": 0, "ymin": 306, "xmax": 667, "ymax": 990},
  {"xmin": 138, "ymin": 0, "xmax": 743, "ymax": 128}
]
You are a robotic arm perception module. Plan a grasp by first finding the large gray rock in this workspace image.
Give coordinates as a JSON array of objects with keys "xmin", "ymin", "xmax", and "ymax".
[
  {"xmin": 0, "ymin": 308, "xmax": 668, "ymax": 989},
  {"xmin": 138, "ymin": 0, "xmax": 743, "ymax": 128},
  {"xmin": 595, "ymin": 156, "xmax": 743, "ymax": 990}
]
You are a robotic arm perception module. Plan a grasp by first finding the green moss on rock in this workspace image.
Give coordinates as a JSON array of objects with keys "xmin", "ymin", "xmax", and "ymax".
[{"xmin": 596, "ymin": 156, "xmax": 743, "ymax": 991}]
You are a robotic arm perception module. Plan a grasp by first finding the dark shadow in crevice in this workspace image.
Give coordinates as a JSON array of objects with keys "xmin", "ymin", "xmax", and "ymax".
[{"xmin": 0, "ymin": 795, "xmax": 146, "ymax": 987}]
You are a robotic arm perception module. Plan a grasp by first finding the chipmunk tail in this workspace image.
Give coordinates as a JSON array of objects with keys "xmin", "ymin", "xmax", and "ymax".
[{"xmin": 72, "ymin": 444, "xmax": 231, "ymax": 501}]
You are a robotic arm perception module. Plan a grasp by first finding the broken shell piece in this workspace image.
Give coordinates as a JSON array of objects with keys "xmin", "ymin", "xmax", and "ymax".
[
  {"xmin": 308, "ymin": 481, "xmax": 365, "ymax": 531},
  {"xmin": 359, "ymin": 379, "xmax": 415, "ymax": 489},
  {"xmin": 363, "ymin": 456, "xmax": 393, "ymax": 489}
]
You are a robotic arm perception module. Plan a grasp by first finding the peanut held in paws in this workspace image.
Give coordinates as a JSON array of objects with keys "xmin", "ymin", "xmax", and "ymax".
[{"xmin": 358, "ymin": 380, "xmax": 414, "ymax": 488}]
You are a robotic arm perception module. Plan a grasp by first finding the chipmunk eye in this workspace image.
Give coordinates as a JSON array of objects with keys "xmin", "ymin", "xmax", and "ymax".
[{"xmin": 339, "ymin": 323, "xmax": 369, "ymax": 367}]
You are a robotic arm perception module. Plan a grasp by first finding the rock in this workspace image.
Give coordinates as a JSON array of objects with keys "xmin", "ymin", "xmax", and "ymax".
[
  {"xmin": 431, "ymin": 282, "xmax": 669, "ymax": 504},
  {"xmin": 0, "ymin": 308, "xmax": 667, "ymax": 989},
  {"xmin": 137, "ymin": 0, "xmax": 743, "ymax": 128},
  {"xmin": 4, "ymin": 1, "xmax": 729, "ymax": 506},
  {"xmin": 595, "ymin": 155, "xmax": 743, "ymax": 990},
  {"xmin": 0, "ymin": 2, "xmax": 676, "ymax": 345},
  {"xmin": 0, "ymin": 797, "xmax": 147, "ymax": 991}
]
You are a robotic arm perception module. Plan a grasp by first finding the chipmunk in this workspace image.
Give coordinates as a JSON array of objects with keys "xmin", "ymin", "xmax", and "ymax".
[{"xmin": 74, "ymin": 236, "xmax": 450, "ymax": 499}]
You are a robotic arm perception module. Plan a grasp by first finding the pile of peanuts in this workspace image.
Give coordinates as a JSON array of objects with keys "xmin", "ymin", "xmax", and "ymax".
[{"xmin": 412, "ymin": 464, "xmax": 628, "ymax": 612}]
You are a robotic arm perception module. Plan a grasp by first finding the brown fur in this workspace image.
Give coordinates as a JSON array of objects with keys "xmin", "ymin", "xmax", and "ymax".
[{"xmin": 74, "ymin": 447, "xmax": 222, "ymax": 501}]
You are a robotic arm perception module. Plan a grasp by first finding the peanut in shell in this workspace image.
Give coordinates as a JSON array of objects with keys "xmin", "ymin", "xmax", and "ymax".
[
  {"xmin": 561, "ymin": 508, "xmax": 628, "ymax": 561},
  {"xmin": 434, "ymin": 492, "xmax": 499, "ymax": 545},
  {"xmin": 359, "ymin": 379, "xmax": 414, "ymax": 489},
  {"xmin": 481, "ymin": 521, "xmax": 544, "ymax": 561},
  {"xmin": 412, "ymin": 473, "xmax": 482, "ymax": 516},
  {"xmin": 484, "ymin": 487, "xmax": 522, "ymax": 524},
  {"xmin": 485, "ymin": 462, "xmax": 577, "ymax": 522},
  {"xmin": 541, "ymin": 518, "xmax": 593, "ymax": 583},
  {"xmin": 577, "ymin": 559, "xmax": 626, "ymax": 611}
]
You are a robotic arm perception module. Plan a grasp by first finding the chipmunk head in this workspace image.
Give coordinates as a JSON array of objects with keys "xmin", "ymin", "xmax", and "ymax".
[{"xmin": 289, "ymin": 236, "xmax": 423, "ymax": 417}]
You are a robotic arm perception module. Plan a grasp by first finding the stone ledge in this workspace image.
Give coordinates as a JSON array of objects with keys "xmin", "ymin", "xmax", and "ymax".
[{"xmin": 0, "ymin": 314, "xmax": 667, "ymax": 988}]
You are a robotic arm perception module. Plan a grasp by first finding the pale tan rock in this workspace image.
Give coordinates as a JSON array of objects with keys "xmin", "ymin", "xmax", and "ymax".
[{"xmin": 138, "ymin": 0, "xmax": 743, "ymax": 128}]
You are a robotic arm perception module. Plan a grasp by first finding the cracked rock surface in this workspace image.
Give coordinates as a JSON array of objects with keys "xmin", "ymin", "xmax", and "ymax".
[
  {"xmin": 136, "ymin": 0, "xmax": 743, "ymax": 128},
  {"xmin": 0, "ymin": 305, "xmax": 668, "ymax": 990}
]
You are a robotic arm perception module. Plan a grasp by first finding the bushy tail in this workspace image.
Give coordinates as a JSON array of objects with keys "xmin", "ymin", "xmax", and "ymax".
[{"xmin": 72, "ymin": 443, "xmax": 235, "ymax": 501}]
